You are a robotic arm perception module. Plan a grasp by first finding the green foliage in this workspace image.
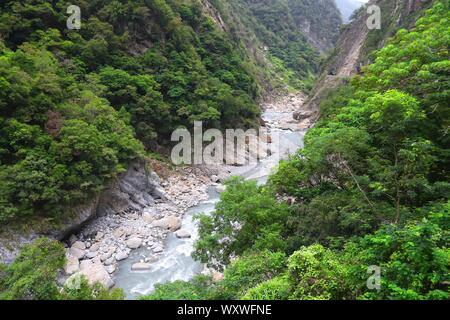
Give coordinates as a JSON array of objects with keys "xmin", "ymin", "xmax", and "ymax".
[
  {"xmin": 241, "ymin": 276, "xmax": 291, "ymax": 300},
  {"xmin": 0, "ymin": 44, "xmax": 144, "ymax": 224},
  {"xmin": 243, "ymin": 204, "xmax": 449, "ymax": 301},
  {"xmin": 0, "ymin": 238, "xmax": 65, "ymax": 300},
  {"xmin": 214, "ymin": 251, "xmax": 286, "ymax": 299},
  {"xmin": 286, "ymin": 244, "xmax": 348, "ymax": 300},
  {"xmin": 0, "ymin": 238, "xmax": 125, "ymax": 300},
  {"xmin": 219, "ymin": 0, "xmax": 342, "ymax": 90},
  {"xmin": 61, "ymin": 276, "xmax": 125, "ymax": 300},
  {"xmin": 344, "ymin": 202, "xmax": 450, "ymax": 300},
  {"xmin": 141, "ymin": 275, "xmax": 215, "ymax": 300},
  {"xmin": 0, "ymin": 0, "xmax": 263, "ymax": 148},
  {"xmin": 193, "ymin": 177, "xmax": 290, "ymax": 269},
  {"xmin": 268, "ymin": 1, "xmax": 450, "ymax": 244}
]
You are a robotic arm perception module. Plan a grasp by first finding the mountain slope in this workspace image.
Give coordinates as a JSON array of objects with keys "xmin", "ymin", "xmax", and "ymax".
[
  {"xmin": 295, "ymin": 0, "xmax": 437, "ymax": 120},
  {"xmin": 210, "ymin": 0, "xmax": 342, "ymax": 90}
]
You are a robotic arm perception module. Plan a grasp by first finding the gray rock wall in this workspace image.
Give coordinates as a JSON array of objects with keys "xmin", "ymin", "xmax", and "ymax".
[{"xmin": 0, "ymin": 160, "xmax": 162, "ymax": 264}]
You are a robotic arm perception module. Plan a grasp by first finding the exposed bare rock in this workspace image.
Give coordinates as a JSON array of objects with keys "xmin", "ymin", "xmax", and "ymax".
[
  {"xmin": 80, "ymin": 259, "xmax": 93, "ymax": 271},
  {"xmin": 115, "ymin": 251, "xmax": 129, "ymax": 261},
  {"xmin": 68, "ymin": 247, "xmax": 85, "ymax": 260},
  {"xmin": 131, "ymin": 262, "xmax": 152, "ymax": 271},
  {"xmin": 142, "ymin": 211, "xmax": 156, "ymax": 224},
  {"xmin": 126, "ymin": 237, "xmax": 143, "ymax": 249},
  {"xmin": 86, "ymin": 251, "xmax": 97, "ymax": 259},
  {"xmin": 106, "ymin": 265, "xmax": 116, "ymax": 274},
  {"xmin": 216, "ymin": 185, "xmax": 227, "ymax": 194},
  {"xmin": 79, "ymin": 262, "xmax": 114, "ymax": 289},
  {"xmin": 299, "ymin": 0, "xmax": 434, "ymax": 117},
  {"xmin": 175, "ymin": 230, "xmax": 192, "ymax": 239},
  {"xmin": 71, "ymin": 241, "xmax": 86, "ymax": 250},
  {"xmin": 152, "ymin": 216, "xmax": 182, "ymax": 232},
  {"xmin": 65, "ymin": 255, "xmax": 80, "ymax": 275},
  {"xmin": 89, "ymin": 243, "xmax": 100, "ymax": 252}
]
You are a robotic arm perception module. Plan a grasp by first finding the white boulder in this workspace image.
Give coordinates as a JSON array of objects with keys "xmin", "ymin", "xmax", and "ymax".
[
  {"xmin": 68, "ymin": 247, "xmax": 85, "ymax": 260},
  {"xmin": 131, "ymin": 262, "xmax": 152, "ymax": 271},
  {"xmin": 126, "ymin": 237, "xmax": 143, "ymax": 249},
  {"xmin": 152, "ymin": 216, "xmax": 182, "ymax": 232},
  {"xmin": 65, "ymin": 255, "xmax": 80, "ymax": 275},
  {"xmin": 115, "ymin": 251, "xmax": 129, "ymax": 261},
  {"xmin": 71, "ymin": 241, "xmax": 86, "ymax": 250},
  {"xmin": 175, "ymin": 230, "xmax": 192, "ymax": 239},
  {"xmin": 80, "ymin": 262, "xmax": 114, "ymax": 289}
]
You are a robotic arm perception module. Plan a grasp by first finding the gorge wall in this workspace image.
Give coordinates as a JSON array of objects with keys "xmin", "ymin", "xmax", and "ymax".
[
  {"xmin": 295, "ymin": 0, "xmax": 436, "ymax": 120},
  {"xmin": 0, "ymin": 161, "xmax": 164, "ymax": 263}
]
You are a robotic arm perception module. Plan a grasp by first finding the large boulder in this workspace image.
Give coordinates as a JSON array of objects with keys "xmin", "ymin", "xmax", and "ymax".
[
  {"xmin": 71, "ymin": 241, "xmax": 86, "ymax": 250},
  {"xmin": 175, "ymin": 230, "xmax": 191, "ymax": 239},
  {"xmin": 89, "ymin": 243, "xmax": 100, "ymax": 252},
  {"xmin": 152, "ymin": 216, "xmax": 181, "ymax": 232},
  {"xmin": 80, "ymin": 262, "xmax": 114, "ymax": 289},
  {"xmin": 115, "ymin": 251, "xmax": 129, "ymax": 261},
  {"xmin": 105, "ymin": 265, "xmax": 116, "ymax": 274},
  {"xmin": 216, "ymin": 185, "xmax": 227, "ymax": 194},
  {"xmin": 65, "ymin": 255, "xmax": 80, "ymax": 275},
  {"xmin": 126, "ymin": 237, "xmax": 143, "ymax": 249},
  {"xmin": 142, "ymin": 211, "xmax": 155, "ymax": 224},
  {"xmin": 80, "ymin": 259, "xmax": 93, "ymax": 271},
  {"xmin": 68, "ymin": 247, "xmax": 85, "ymax": 260},
  {"xmin": 131, "ymin": 262, "xmax": 152, "ymax": 271},
  {"xmin": 100, "ymin": 247, "xmax": 116, "ymax": 262}
]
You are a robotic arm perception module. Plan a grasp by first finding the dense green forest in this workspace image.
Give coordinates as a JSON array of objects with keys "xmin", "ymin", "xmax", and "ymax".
[
  {"xmin": 142, "ymin": 0, "xmax": 450, "ymax": 300},
  {"xmin": 0, "ymin": 0, "xmax": 269, "ymax": 225}
]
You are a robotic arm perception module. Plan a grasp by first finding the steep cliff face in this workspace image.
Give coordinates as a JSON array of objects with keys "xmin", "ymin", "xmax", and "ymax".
[
  {"xmin": 295, "ymin": 0, "xmax": 435, "ymax": 119},
  {"xmin": 0, "ymin": 161, "xmax": 163, "ymax": 264},
  {"xmin": 286, "ymin": 0, "xmax": 343, "ymax": 52}
]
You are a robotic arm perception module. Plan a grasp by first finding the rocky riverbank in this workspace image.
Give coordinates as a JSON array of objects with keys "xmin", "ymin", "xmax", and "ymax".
[
  {"xmin": 61, "ymin": 162, "xmax": 231, "ymax": 289},
  {"xmin": 263, "ymin": 93, "xmax": 316, "ymax": 131}
]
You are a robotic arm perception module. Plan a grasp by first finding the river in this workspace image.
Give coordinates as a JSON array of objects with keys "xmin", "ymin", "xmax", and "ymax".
[{"xmin": 113, "ymin": 103, "xmax": 306, "ymax": 299}]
